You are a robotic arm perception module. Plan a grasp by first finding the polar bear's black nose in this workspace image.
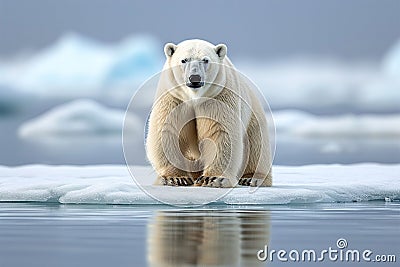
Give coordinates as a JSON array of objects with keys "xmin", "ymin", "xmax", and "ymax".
[
  {"xmin": 187, "ymin": 74, "xmax": 204, "ymax": 88},
  {"xmin": 189, "ymin": 75, "xmax": 202, "ymax": 84}
]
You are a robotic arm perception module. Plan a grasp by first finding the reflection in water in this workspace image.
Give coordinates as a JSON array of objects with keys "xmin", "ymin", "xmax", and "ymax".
[{"xmin": 147, "ymin": 210, "xmax": 270, "ymax": 267}]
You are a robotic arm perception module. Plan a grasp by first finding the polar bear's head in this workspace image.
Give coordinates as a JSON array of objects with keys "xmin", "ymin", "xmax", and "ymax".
[{"xmin": 163, "ymin": 39, "xmax": 228, "ymax": 99}]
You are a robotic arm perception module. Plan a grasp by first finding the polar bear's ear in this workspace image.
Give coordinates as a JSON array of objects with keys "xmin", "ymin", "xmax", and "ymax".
[
  {"xmin": 164, "ymin": 43, "xmax": 177, "ymax": 58},
  {"xmin": 215, "ymin": 44, "xmax": 227, "ymax": 59}
]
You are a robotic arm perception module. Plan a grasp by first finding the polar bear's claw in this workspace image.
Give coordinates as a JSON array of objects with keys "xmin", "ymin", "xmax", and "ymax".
[
  {"xmin": 161, "ymin": 177, "xmax": 194, "ymax": 186},
  {"xmin": 194, "ymin": 176, "xmax": 210, "ymax": 186},
  {"xmin": 195, "ymin": 176, "xmax": 235, "ymax": 188},
  {"xmin": 238, "ymin": 178, "xmax": 252, "ymax": 186},
  {"xmin": 238, "ymin": 177, "xmax": 270, "ymax": 187}
]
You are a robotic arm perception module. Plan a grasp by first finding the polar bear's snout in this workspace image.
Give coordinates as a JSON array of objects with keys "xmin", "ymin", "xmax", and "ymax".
[
  {"xmin": 186, "ymin": 75, "xmax": 205, "ymax": 89},
  {"xmin": 188, "ymin": 74, "xmax": 203, "ymax": 88},
  {"xmin": 185, "ymin": 60, "xmax": 206, "ymax": 89}
]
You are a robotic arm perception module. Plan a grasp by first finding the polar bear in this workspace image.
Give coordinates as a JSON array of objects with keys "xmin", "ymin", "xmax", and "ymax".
[{"xmin": 146, "ymin": 39, "xmax": 272, "ymax": 187}]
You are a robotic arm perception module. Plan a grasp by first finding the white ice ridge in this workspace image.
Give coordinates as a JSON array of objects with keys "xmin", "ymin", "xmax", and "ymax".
[
  {"xmin": 18, "ymin": 99, "xmax": 141, "ymax": 140},
  {"xmin": 0, "ymin": 164, "xmax": 399, "ymax": 205},
  {"xmin": 274, "ymin": 110, "xmax": 400, "ymax": 137}
]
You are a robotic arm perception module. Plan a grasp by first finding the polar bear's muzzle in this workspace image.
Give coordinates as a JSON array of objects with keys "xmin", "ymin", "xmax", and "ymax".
[
  {"xmin": 184, "ymin": 60, "xmax": 206, "ymax": 89},
  {"xmin": 187, "ymin": 74, "xmax": 204, "ymax": 89}
]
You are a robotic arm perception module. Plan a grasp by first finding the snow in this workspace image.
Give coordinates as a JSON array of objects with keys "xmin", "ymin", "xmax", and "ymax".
[
  {"xmin": 274, "ymin": 110, "xmax": 400, "ymax": 137},
  {"xmin": 18, "ymin": 99, "xmax": 141, "ymax": 140},
  {"xmin": 0, "ymin": 164, "xmax": 398, "ymax": 205}
]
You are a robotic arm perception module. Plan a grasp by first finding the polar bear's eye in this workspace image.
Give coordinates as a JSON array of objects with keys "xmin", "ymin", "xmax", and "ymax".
[
  {"xmin": 203, "ymin": 59, "xmax": 209, "ymax": 64},
  {"xmin": 181, "ymin": 59, "xmax": 188, "ymax": 64}
]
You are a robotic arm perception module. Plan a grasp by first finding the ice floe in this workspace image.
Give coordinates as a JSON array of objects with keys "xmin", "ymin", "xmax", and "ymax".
[{"xmin": 0, "ymin": 164, "xmax": 398, "ymax": 205}]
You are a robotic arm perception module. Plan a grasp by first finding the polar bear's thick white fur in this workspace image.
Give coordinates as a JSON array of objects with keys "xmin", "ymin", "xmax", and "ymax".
[{"xmin": 146, "ymin": 39, "xmax": 272, "ymax": 187}]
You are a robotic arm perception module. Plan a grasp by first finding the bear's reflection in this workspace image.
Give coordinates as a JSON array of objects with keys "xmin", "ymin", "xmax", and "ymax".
[{"xmin": 147, "ymin": 210, "xmax": 270, "ymax": 267}]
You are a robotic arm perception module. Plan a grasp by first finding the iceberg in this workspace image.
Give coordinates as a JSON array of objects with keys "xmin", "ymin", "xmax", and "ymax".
[
  {"xmin": 274, "ymin": 110, "xmax": 400, "ymax": 137},
  {"xmin": 0, "ymin": 164, "xmax": 398, "ymax": 205},
  {"xmin": 18, "ymin": 99, "xmax": 141, "ymax": 140},
  {"xmin": 0, "ymin": 33, "xmax": 163, "ymax": 99},
  {"xmin": 238, "ymin": 59, "xmax": 400, "ymax": 111},
  {"xmin": 0, "ymin": 85, "xmax": 34, "ymax": 115},
  {"xmin": 1, "ymin": 33, "xmax": 400, "ymax": 112},
  {"xmin": 104, "ymin": 35, "xmax": 162, "ymax": 85},
  {"xmin": 20, "ymin": 33, "xmax": 113, "ymax": 93},
  {"xmin": 382, "ymin": 38, "xmax": 400, "ymax": 76}
]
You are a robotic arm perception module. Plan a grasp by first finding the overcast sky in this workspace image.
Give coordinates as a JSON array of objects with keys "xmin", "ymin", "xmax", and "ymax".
[{"xmin": 1, "ymin": 0, "xmax": 400, "ymax": 60}]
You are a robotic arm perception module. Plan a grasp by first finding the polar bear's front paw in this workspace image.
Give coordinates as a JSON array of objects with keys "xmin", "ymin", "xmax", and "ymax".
[
  {"xmin": 160, "ymin": 176, "xmax": 194, "ymax": 186},
  {"xmin": 238, "ymin": 177, "xmax": 271, "ymax": 187},
  {"xmin": 238, "ymin": 177, "xmax": 252, "ymax": 186},
  {"xmin": 194, "ymin": 176, "xmax": 236, "ymax": 188}
]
